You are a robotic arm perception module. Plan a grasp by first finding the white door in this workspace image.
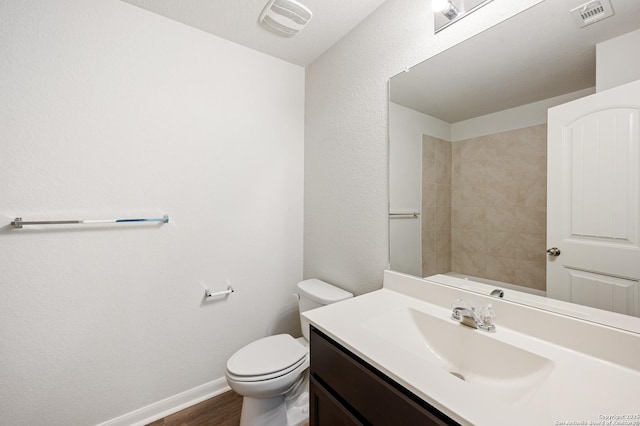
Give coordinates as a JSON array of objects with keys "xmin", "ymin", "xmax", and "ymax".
[{"xmin": 547, "ymin": 79, "xmax": 640, "ymax": 316}]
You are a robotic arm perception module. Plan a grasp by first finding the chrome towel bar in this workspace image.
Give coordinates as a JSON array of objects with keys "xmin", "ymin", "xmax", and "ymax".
[
  {"xmin": 11, "ymin": 214, "xmax": 169, "ymax": 229},
  {"xmin": 389, "ymin": 211, "xmax": 420, "ymax": 218}
]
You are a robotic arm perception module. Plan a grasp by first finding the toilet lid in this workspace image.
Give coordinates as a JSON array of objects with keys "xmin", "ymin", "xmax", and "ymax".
[{"xmin": 227, "ymin": 334, "xmax": 307, "ymax": 377}]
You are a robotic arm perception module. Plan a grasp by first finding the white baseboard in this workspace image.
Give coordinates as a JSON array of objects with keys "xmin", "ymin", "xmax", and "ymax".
[{"xmin": 97, "ymin": 377, "xmax": 231, "ymax": 426}]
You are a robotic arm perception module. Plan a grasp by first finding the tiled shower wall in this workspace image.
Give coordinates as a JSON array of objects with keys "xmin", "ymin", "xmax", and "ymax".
[
  {"xmin": 422, "ymin": 124, "xmax": 547, "ymax": 292},
  {"xmin": 422, "ymin": 135, "xmax": 452, "ymax": 277}
]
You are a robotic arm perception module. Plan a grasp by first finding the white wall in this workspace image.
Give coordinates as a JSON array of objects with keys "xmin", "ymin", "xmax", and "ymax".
[
  {"xmin": 596, "ymin": 29, "xmax": 640, "ymax": 92},
  {"xmin": 304, "ymin": 0, "xmax": 544, "ymax": 295},
  {"xmin": 389, "ymin": 102, "xmax": 449, "ymax": 276},
  {"xmin": 0, "ymin": 1, "xmax": 304, "ymax": 425}
]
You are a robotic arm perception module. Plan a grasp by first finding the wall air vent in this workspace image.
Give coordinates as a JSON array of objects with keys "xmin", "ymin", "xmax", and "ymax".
[
  {"xmin": 570, "ymin": 0, "xmax": 614, "ymax": 28},
  {"xmin": 259, "ymin": 0, "xmax": 312, "ymax": 38}
]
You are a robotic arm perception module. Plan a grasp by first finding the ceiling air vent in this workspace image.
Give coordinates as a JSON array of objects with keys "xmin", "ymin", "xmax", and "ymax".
[
  {"xmin": 259, "ymin": 0, "xmax": 312, "ymax": 38},
  {"xmin": 570, "ymin": 0, "xmax": 614, "ymax": 28}
]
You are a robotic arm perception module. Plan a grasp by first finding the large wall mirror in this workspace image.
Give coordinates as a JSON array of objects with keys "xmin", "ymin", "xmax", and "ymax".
[{"xmin": 389, "ymin": 0, "xmax": 640, "ymax": 332}]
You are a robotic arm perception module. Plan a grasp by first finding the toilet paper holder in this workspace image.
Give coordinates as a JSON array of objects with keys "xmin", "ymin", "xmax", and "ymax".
[{"xmin": 204, "ymin": 286, "xmax": 234, "ymax": 299}]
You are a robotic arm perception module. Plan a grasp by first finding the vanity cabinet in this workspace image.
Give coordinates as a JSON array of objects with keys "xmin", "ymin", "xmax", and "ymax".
[{"xmin": 309, "ymin": 326, "xmax": 458, "ymax": 426}]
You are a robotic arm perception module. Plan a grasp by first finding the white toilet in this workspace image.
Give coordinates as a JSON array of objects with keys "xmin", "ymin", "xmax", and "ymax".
[{"xmin": 225, "ymin": 279, "xmax": 353, "ymax": 426}]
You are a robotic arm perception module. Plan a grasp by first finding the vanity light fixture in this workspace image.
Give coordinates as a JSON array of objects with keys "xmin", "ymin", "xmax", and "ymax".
[{"xmin": 433, "ymin": 0, "xmax": 493, "ymax": 33}]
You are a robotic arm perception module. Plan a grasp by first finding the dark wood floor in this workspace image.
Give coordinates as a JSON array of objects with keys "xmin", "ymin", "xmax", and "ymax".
[{"xmin": 146, "ymin": 391, "xmax": 243, "ymax": 426}]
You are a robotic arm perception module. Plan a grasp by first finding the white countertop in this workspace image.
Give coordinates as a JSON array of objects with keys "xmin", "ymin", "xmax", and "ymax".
[{"xmin": 303, "ymin": 271, "xmax": 640, "ymax": 426}]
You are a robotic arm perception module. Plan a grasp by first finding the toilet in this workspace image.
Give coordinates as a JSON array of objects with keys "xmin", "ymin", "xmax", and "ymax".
[{"xmin": 225, "ymin": 279, "xmax": 353, "ymax": 426}]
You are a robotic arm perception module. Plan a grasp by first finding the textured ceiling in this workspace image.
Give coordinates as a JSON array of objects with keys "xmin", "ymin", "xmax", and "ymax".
[
  {"xmin": 390, "ymin": 0, "xmax": 640, "ymax": 123},
  {"xmin": 120, "ymin": 0, "xmax": 388, "ymax": 67}
]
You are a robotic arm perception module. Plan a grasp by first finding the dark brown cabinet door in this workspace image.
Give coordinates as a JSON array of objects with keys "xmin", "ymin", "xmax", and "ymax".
[
  {"xmin": 310, "ymin": 376, "xmax": 364, "ymax": 426},
  {"xmin": 310, "ymin": 327, "xmax": 458, "ymax": 426}
]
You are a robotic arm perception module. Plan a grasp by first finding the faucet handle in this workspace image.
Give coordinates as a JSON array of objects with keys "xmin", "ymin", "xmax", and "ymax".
[
  {"xmin": 451, "ymin": 298, "xmax": 467, "ymax": 310},
  {"xmin": 478, "ymin": 303, "xmax": 496, "ymax": 326},
  {"xmin": 451, "ymin": 298, "xmax": 467, "ymax": 321}
]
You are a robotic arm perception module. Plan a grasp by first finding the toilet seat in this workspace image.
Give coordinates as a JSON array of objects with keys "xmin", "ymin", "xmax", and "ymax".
[{"xmin": 226, "ymin": 334, "xmax": 307, "ymax": 382}]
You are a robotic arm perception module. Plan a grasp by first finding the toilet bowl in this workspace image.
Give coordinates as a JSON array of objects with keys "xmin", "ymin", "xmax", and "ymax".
[{"xmin": 225, "ymin": 279, "xmax": 353, "ymax": 426}]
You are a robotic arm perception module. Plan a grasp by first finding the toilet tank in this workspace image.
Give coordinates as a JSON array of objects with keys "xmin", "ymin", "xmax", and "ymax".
[{"xmin": 297, "ymin": 279, "xmax": 353, "ymax": 340}]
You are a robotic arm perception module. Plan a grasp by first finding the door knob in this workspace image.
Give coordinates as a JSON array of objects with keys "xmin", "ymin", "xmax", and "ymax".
[{"xmin": 547, "ymin": 247, "xmax": 561, "ymax": 257}]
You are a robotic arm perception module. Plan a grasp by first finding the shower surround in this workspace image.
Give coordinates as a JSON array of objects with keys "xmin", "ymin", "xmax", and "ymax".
[{"xmin": 422, "ymin": 124, "xmax": 547, "ymax": 292}]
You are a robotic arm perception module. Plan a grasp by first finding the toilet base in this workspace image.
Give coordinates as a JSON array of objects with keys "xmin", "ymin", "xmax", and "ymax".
[
  {"xmin": 284, "ymin": 370, "xmax": 309, "ymax": 426},
  {"xmin": 238, "ymin": 371, "xmax": 309, "ymax": 426},
  {"xmin": 240, "ymin": 395, "xmax": 288, "ymax": 426}
]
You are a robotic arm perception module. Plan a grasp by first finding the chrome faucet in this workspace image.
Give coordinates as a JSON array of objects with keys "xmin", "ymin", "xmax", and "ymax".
[{"xmin": 451, "ymin": 300, "xmax": 496, "ymax": 332}]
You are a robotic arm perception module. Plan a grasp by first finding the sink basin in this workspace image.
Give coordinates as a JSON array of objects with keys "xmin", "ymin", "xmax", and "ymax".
[{"xmin": 361, "ymin": 307, "xmax": 555, "ymax": 405}]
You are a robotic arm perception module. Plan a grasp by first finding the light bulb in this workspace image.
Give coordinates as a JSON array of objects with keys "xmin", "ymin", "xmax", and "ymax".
[
  {"xmin": 432, "ymin": 0, "xmax": 452, "ymax": 13},
  {"xmin": 432, "ymin": 0, "xmax": 459, "ymax": 20}
]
